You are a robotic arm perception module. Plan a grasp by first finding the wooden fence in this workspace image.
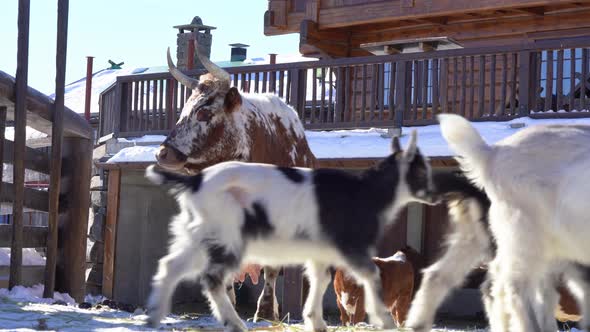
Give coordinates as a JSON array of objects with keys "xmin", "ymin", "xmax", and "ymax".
[
  {"xmin": 0, "ymin": 0, "xmax": 93, "ymax": 302},
  {"xmin": 98, "ymin": 36, "xmax": 590, "ymax": 139}
]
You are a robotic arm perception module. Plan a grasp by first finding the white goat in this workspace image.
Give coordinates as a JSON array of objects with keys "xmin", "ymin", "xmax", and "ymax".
[
  {"xmin": 405, "ymin": 171, "xmax": 590, "ymax": 332},
  {"xmin": 144, "ymin": 131, "xmax": 437, "ymax": 332},
  {"xmin": 437, "ymin": 114, "xmax": 590, "ymax": 332}
]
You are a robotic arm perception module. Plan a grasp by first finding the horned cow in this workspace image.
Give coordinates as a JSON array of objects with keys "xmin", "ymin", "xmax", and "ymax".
[
  {"xmin": 158, "ymin": 43, "xmax": 318, "ymax": 321},
  {"xmin": 144, "ymin": 132, "xmax": 438, "ymax": 332}
]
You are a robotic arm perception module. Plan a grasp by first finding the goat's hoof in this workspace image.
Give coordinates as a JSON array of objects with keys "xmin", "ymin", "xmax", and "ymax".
[
  {"xmin": 146, "ymin": 316, "xmax": 161, "ymax": 329},
  {"xmin": 223, "ymin": 321, "xmax": 248, "ymax": 332},
  {"xmin": 304, "ymin": 319, "xmax": 328, "ymax": 332},
  {"xmin": 405, "ymin": 323, "xmax": 430, "ymax": 332},
  {"xmin": 373, "ymin": 316, "xmax": 396, "ymax": 330}
]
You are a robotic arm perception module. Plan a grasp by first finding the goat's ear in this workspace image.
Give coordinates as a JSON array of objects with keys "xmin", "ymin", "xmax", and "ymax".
[
  {"xmin": 403, "ymin": 130, "xmax": 418, "ymax": 162},
  {"xmin": 224, "ymin": 87, "xmax": 242, "ymax": 112},
  {"xmin": 391, "ymin": 136, "xmax": 402, "ymax": 153}
]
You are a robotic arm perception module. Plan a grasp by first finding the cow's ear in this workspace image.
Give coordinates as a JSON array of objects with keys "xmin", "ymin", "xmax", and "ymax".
[{"xmin": 224, "ymin": 87, "xmax": 242, "ymax": 112}]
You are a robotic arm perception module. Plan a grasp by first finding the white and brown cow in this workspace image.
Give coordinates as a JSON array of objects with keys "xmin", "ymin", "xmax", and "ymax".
[{"xmin": 156, "ymin": 43, "xmax": 317, "ymax": 321}]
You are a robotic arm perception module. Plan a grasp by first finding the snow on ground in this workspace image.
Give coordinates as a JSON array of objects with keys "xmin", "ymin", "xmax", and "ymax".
[
  {"xmin": 106, "ymin": 116, "xmax": 590, "ymax": 163},
  {"xmin": 0, "ymin": 285, "xmax": 582, "ymax": 332},
  {"xmin": 0, "ymin": 285, "xmax": 273, "ymax": 331}
]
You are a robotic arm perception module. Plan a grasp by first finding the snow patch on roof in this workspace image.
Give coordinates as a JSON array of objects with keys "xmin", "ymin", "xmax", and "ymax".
[{"xmin": 105, "ymin": 116, "xmax": 590, "ymax": 163}]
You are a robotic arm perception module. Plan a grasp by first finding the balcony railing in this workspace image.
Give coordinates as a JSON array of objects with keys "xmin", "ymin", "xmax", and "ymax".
[{"xmin": 98, "ymin": 36, "xmax": 590, "ymax": 139}]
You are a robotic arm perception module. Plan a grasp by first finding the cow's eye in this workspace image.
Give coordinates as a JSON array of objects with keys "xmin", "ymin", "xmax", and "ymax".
[{"xmin": 196, "ymin": 109, "xmax": 213, "ymax": 122}]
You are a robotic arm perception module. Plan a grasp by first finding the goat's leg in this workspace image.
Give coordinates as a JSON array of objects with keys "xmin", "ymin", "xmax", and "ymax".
[
  {"xmin": 146, "ymin": 244, "xmax": 207, "ymax": 328},
  {"xmin": 336, "ymin": 297, "xmax": 351, "ymax": 326},
  {"xmin": 564, "ymin": 263, "xmax": 590, "ymax": 331},
  {"xmin": 254, "ymin": 267, "xmax": 280, "ymax": 322},
  {"xmin": 302, "ymin": 262, "xmax": 331, "ymax": 332},
  {"xmin": 351, "ymin": 294, "xmax": 366, "ymax": 325},
  {"xmin": 348, "ymin": 258, "xmax": 395, "ymax": 329},
  {"xmin": 406, "ymin": 238, "xmax": 488, "ymax": 332},
  {"xmin": 393, "ymin": 291, "xmax": 412, "ymax": 327},
  {"xmin": 494, "ymin": 267, "xmax": 543, "ymax": 332},
  {"xmin": 226, "ymin": 283, "xmax": 236, "ymax": 307},
  {"xmin": 201, "ymin": 257, "xmax": 247, "ymax": 331},
  {"xmin": 534, "ymin": 274, "xmax": 559, "ymax": 332}
]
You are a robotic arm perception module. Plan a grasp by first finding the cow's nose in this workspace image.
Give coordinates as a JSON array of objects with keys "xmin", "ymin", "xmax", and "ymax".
[{"xmin": 156, "ymin": 145, "xmax": 186, "ymax": 170}]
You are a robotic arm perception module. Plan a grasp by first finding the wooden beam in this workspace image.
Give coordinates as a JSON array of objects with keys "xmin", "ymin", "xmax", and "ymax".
[
  {"xmin": 44, "ymin": 0, "xmax": 68, "ymax": 300},
  {"xmin": 300, "ymin": 20, "xmax": 352, "ymax": 58},
  {"xmin": 0, "ymin": 225, "xmax": 47, "ymax": 248},
  {"xmin": 10, "ymin": 0, "xmax": 31, "ymax": 290},
  {"xmin": 2, "ymin": 140, "xmax": 50, "ymax": 175},
  {"xmin": 316, "ymin": 0, "xmax": 575, "ymax": 29},
  {"xmin": 512, "ymin": 6, "xmax": 545, "ymax": 16},
  {"xmin": 350, "ymin": 9, "xmax": 590, "ymax": 47},
  {"xmin": 0, "ymin": 182, "xmax": 49, "ymax": 212},
  {"xmin": 418, "ymin": 16, "xmax": 449, "ymax": 25},
  {"xmin": 0, "ymin": 71, "xmax": 93, "ymax": 140},
  {"xmin": 103, "ymin": 169, "xmax": 121, "ymax": 299}
]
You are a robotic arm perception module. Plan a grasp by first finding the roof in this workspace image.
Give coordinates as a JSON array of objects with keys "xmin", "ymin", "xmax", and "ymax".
[{"xmin": 57, "ymin": 54, "xmax": 314, "ymax": 115}]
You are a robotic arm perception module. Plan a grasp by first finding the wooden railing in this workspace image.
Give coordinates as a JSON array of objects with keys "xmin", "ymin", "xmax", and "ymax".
[
  {"xmin": 98, "ymin": 36, "xmax": 590, "ymax": 139},
  {"xmin": 0, "ymin": 0, "xmax": 93, "ymax": 302}
]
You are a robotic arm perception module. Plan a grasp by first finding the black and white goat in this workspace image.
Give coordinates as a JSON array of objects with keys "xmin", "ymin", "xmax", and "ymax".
[
  {"xmin": 405, "ymin": 171, "xmax": 493, "ymax": 332},
  {"xmin": 144, "ymin": 131, "xmax": 437, "ymax": 332},
  {"xmin": 435, "ymin": 114, "xmax": 590, "ymax": 332}
]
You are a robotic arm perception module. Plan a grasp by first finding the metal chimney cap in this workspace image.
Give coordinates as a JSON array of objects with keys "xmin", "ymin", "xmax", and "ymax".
[{"xmin": 229, "ymin": 43, "xmax": 250, "ymax": 48}]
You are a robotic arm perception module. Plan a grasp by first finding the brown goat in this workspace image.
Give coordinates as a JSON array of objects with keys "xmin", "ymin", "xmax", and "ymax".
[{"xmin": 334, "ymin": 250, "xmax": 415, "ymax": 326}]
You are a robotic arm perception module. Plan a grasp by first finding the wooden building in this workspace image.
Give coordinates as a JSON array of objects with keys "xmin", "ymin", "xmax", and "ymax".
[{"xmin": 265, "ymin": 0, "xmax": 590, "ymax": 58}]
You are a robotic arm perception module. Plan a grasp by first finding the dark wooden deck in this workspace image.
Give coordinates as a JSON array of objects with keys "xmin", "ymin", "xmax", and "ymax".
[{"xmin": 97, "ymin": 36, "xmax": 590, "ymax": 141}]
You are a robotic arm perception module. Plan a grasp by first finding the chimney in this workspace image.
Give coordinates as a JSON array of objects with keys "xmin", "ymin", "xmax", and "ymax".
[
  {"xmin": 173, "ymin": 16, "xmax": 216, "ymax": 70},
  {"xmin": 229, "ymin": 43, "xmax": 250, "ymax": 62}
]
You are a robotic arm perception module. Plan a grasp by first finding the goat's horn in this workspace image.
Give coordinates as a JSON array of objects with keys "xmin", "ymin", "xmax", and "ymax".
[
  {"xmin": 195, "ymin": 40, "xmax": 231, "ymax": 84},
  {"xmin": 167, "ymin": 47, "xmax": 199, "ymax": 90}
]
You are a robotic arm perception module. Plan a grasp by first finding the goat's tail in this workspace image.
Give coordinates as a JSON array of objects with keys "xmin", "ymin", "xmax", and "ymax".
[
  {"xmin": 145, "ymin": 164, "xmax": 203, "ymax": 192},
  {"xmin": 438, "ymin": 114, "xmax": 492, "ymax": 185}
]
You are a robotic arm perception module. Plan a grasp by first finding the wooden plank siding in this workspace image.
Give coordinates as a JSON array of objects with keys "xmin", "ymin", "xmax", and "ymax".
[{"xmin": 103, "ymin": 169, "xmax": 122, "ymax": 299}]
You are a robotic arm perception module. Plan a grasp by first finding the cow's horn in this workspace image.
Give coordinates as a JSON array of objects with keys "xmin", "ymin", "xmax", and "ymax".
[
  {"xmin": 195, "ymin": 40, "xmax": 231, "ymax": 84},
  {"xmin": 167, "ymin": 47, "xmax": 199, "ymax": 90}
]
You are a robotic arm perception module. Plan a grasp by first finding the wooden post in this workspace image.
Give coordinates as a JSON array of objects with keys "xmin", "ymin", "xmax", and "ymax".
[
  {"xmin": 166, "ymin": 79, "xmax": 175, "ymax": 129},
  {"xmin": 0, "ymin": 107, "xmax": 6, "ymax": 202},
  {"xmin": 84, "ymin": 56, "xmax": 94, "ymax": 121},
  {"xmin": 393, "ymin": 61, "xmax": 408, "ymax": 128},
  {"xmin": 118, "ymin": 82, "xmax": 128, "ymax": 134},
  {"xmin": 10, "ymin": 0, "xmax": 31, "ymax": 290},
  {"xmin": 113, "ymin": 81, "xmax": 123, "ymax": 137},
  {"xmin": 289, "ymin": 69, "xmax": 302, "ymax": 117},
  {"xmin": 102, "ymin": 169, "xmax": 121, "ymax": 298},
  {"xmin": 281, "ymin": 267, "xmax": 303, "ymax": 320},
  {"xmin": 518, "ymin": 51, "xmax": 532, "ymax": 116},
  {"xmin": 56, "ymin": 137, "xmax": 92, "ymax": 302},
  {"xmin": 44, "ymin": 0, "xmax": 68, "ymax": 299}
]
